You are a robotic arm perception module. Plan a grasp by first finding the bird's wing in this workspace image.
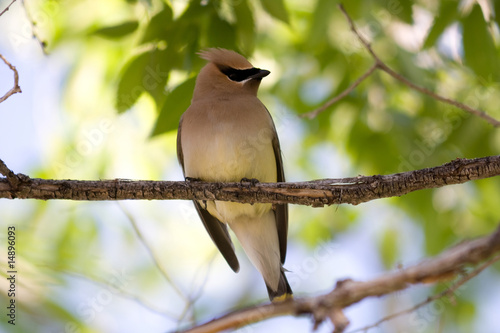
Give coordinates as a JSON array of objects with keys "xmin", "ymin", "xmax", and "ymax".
[
  {"xmin": 176, "ymin": 116, "xmax": 185, "ymax": 168},
  {"xmin": 177, "ymin": 117, "xmax": 240, "ymax": 272},
  {"xmin": 271, "ymin": 121, "xmax": 289, "ymax": 265},
  {"xmin": 193, "ymin": 201, "xmax": 240, "ymax": 272}
]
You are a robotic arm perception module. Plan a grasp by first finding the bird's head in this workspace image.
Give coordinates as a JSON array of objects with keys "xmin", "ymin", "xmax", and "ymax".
[{"xmin": 193, "ymin": 48, "xmax": 270, "ymax": 100}]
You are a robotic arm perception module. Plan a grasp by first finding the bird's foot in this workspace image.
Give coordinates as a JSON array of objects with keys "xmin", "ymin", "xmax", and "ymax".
[
  {"xmin": 240, "ymin": 177, "xmax": 260, "ymax": 186},
  {"xmin": 185, "ymin": 177, "xmax": 201, "ymax": 182}
]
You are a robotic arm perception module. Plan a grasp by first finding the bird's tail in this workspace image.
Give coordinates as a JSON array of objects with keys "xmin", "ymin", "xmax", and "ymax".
[
  {"xmin": 229, "ymin": 210, "xmax": 293, "ymax": 302},
  {"xmin": 266, "ymin": 268, "xmax": 293, "ymax": 302}
]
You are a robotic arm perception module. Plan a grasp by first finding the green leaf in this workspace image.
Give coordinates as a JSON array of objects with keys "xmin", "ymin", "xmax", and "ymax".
[
  {"xmin": 233, "ymin": 0, "xmax": 255, "ymax": 54},
  {"xmin": 423, "ymin": 1, "xmax": 458, "ymax": 49},
  {"xmin": 207, "ymin": 13, "xmax": 237, "ymax": 49},
  {"xmin": 495, "ymin": 0, "xmax": 500, "ymax": 27},
  {"xmin": 116, "ymin": 53, "xmax": 148, "ymax": 112},
  {"xmin": 180, "ymin": 0, "xmax": 210, "ymax": 20},
  {"xmin": 141, "ymin": 4, "xmax": 174, "ymax": 44},
  {"xmin": 376, "ymin": 0, "xmax": 412, "ymax": 23},
  {"xmin": 151, "ymin": 77, "xmax": 197, "ymax": 137},
  {"xmin": 307, "ymin": 0, "xmax": 337, "ymax": 48},
  {"xmin": 378, "ymin": 228, "xmax": 399, "ymax": 269},
  {"xmin": 259, "ymin": 0, "xmax": 289, "ymax": 24},
  {"xmin": 391, "ymin": 0, "xmax": 413, "ymax": 24},
  {"xmin": 462, "ymin": 4, "xmax": 500, "ymax": 80},
  {"xmin": 93, "ymin": 21, "xmax": 139, "ymax": 38},
  {"xmin": 298, "ymin": 211, "xmax": 333, "ymax": 247},
  {"xmin": 115, "ymin": 49, "xmax": 171, "ymax": 113}
]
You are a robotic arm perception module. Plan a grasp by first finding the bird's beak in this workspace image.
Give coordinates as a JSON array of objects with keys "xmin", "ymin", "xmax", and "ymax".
[{"xmin": 248, "ymin": 68, "xmax": 270, "ymax": 80}]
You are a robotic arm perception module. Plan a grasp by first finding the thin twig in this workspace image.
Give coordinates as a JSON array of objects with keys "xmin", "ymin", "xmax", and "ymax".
[
  {"xmin": 0, "ymin": 0, "xmax": 17, "ymax": 17},
  {"xmin": 61, "ymin": 269, "xmax": 179, "ymax": 319},
  {"xmin": 21, "ymin": 0, "xmax": 48, "ymax": 54},
  {"xmin": 179, "ymin": 224, "xmax": 500, "ymax": 333},
  {"xmin": 377, "ymin": 61, "xmax": 500, "ymax": 126},
  {"xmin": 347, "ymin": 253, "xmax": 500, "ymax": 333},
  {"xmin": 339, "ymin": 4, "xmax": 380, "ymax": 62},
  {"xmin": 306, "ymin": 4, "xmax": 500, "ymax": 128},
  {"xmin": 118, "ymin": 204, "xmax": 189, "ymax": 302},
  {"xmin": 0, "ymin": 54, "xmax": 22, "ymax": 103},
  {"xmin": 177, "ymin": 251, "xmax": 218, "ymax": 328},
  {"xmin": 303, "ymin": 63, "xmax": 377, "ymax": 119},
  {"xmin": 340, "ymin": 3, "xmax": 500, "ymax": 127}
]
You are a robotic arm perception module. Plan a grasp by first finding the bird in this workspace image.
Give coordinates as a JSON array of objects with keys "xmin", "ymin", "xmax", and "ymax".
[{"xmin": 176, "ymin": 48, "xmax": 292, "ymax": 302}]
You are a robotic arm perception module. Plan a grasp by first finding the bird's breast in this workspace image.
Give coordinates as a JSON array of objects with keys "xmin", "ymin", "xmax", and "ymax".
[{"xmin": 181, "ymin": 100, "xmax": 277, "ymax": 183}]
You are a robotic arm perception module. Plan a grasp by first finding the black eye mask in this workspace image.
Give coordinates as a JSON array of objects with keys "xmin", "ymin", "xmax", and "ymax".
[{"xmin": 217, "ymin": 65, "xmax": 265, "ymax": 82}]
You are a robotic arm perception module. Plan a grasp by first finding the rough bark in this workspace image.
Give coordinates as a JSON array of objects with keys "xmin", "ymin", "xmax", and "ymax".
[{"xmin": 1, "ymin": 156, "xmax": 499, "ymax": 207}]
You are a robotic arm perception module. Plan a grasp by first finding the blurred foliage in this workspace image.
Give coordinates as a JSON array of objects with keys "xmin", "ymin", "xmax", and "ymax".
[{"xmin": 1, "ymin": 0, "xmax": 500, "ymax": 332}]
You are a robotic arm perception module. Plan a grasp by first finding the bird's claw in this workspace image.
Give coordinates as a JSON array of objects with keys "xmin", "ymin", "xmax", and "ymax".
[
  {"xmin": 240, "ymin": 177, "xmax": 260, "ymax": 186},
  {"xmin": 185, "ymin": 177, "xmax": 201, "ymax": 182}
]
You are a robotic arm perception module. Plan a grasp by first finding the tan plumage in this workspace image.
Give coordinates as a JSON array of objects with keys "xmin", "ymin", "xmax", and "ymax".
[{"xmin": 177, "ymin": 48, "xmax": 291, "ymax": 301}]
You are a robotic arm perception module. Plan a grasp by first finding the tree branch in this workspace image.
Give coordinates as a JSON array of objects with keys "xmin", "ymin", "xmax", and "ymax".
[
  {"xmin": 303, "ymin": 5, "xmax": 500, "ymax": 128},
  {"xmin": 1, "ymin": 156, "xmax": 499, "ymax": 206},
  {"xmin": 0, "ymin": 158, "xmax": 22, "ymax": 189},
  {"xmin": 119, "ymin": 204, "xmax": 188, "ymax": 302},
  {"xmin": 0, "ymin": 0, "xmax": 17, "ymax": 17},
  {"xmin": 302, "ymin": 63, "xmax": 377, "ymax": 119},
  {"xmin": 178, "ymin": 224, "xmax": 500, "ymax": 333},
  {"xmin": 347, "ymin": 253, "xmax": 500, "ymax": 333},
  {"xmin": 21, "ymin": 0, "xmax": 48, "ymax": 53},
  {"xmin": 0, "ymin": 53, "xmax": 22, "ymax": 103}
]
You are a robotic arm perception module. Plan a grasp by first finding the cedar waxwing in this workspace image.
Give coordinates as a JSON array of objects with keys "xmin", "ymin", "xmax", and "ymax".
[{"xmin": 177, "ymin": 48, "xmax": 292, "ymax": 301}]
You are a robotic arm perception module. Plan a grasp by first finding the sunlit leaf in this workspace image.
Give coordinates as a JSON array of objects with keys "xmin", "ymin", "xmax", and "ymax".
[
  {"xmin": 115, "ymin": 48, "xmax": 172, "ymax": 113},
  {"xmin": 207, "ymin": 13, "xmax": 236, "ymax": 49},
  {"xmin": 151, "ymin": 76, "xmax": 197, "ymax": 137},
  {"xmin": 423, "ymin": 1, "xmax": 458, "ymax": 49},
  {"xmin": 299, "ymin": 215, "xmax": 333, "ymax": 247},
  {"xmin": 462, "ymin": 4, "xmax": 500, "ymax": 80},
  {"xmin": 233, "ymin": 0, "xmax": 255, "ymax": 54},
  {"xmin": 180, "ymin": 0, "xmax": 210, "ymax": 20},
  {"xmin": 259, "ymin": 0, "xmax": 289, "ymax": 24},
  {"xmin": 307, "ymin": 0, "xmax": 337, "ymax": 49},
  {"xmin": 495, "ymin": 0, "xmax": 500, "ymax": 27},
  {"xmin": 391, "ymin": 0, "xmax": 413, "ymax": 24},
  {"xmin": 378, "ymin": 228, "xmax": 399, "ymax": 269},
  {"xmin": 141, "ymin": 4, "xmax": 174, "ymax": 44},
  {"xmin": 93, "ymin": 21, "xmax": 139, "ymax": 39},
  {"xmin": 115, "ymin": 53, "xmax": 147, "ymax": 113}
]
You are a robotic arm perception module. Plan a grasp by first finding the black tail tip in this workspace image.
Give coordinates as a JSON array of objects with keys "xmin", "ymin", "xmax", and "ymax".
[{"xmin": 266, "ymin": 272, "xmax": 293, "ymax": 302}]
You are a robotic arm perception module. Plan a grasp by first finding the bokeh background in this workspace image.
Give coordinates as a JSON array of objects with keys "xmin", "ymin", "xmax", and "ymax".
[{"xmin": 1, "ymin": 0, "xmax": 500, "ymax": 332}]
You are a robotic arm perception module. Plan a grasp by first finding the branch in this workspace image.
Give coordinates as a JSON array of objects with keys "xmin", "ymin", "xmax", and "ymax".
[
  {"xmin": 347, "ymin": 253, "xmax": 500, "ymax": 333},
  {"xmin": 1, "ymin": 156, "xmax": 499, "ymax": 206},
  {"xmin": 0, "ymin": 158, "xmax": 22, "ymax": 189},
  {"xmin": 0, "ymin": 0, "xmax": 17, "ymax": 17},
  {"xmin": 302, "ymin": 63, "xmax": 377, "ymax": 119},
  {"xmin": 179, "ymin": 224, "xmax": 500, "ymax": 333},
  {"xmin": 21, "ymin": 0, "xmax": 48, "ymax": 53},
  {"xmin": 0, "ymin": 54, "xmax": 22, "ymax": 103},
  {"xmin": 59, "ymin": 269, "xmax": 179, "ymax": 320},
  {"xmin": 303, "ymin": 5, "xmax": 500, "ymax": 128},
  {"xmin": 119, "ymin": 204, "xmax": 188, "ymax": 302}
]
